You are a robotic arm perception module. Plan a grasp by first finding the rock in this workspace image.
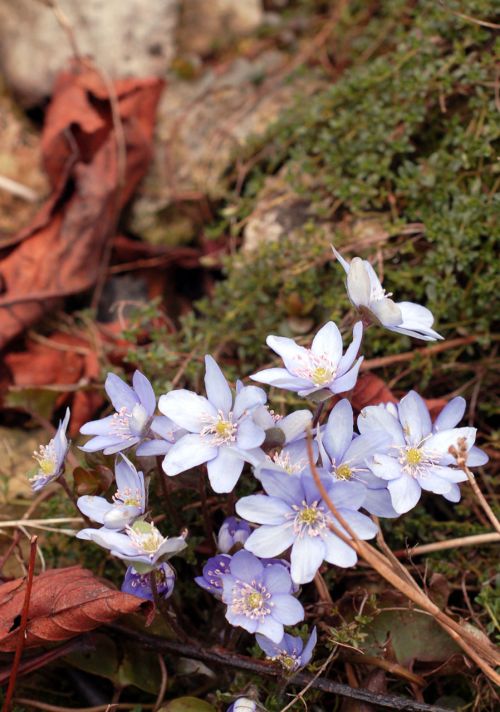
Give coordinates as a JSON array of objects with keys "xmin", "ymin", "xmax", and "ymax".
[
  {"xmin": 130, "ymin": 52, "xmax": 324, "ymax": 243},
  {"xmin": 0, "ymin": 0, "xmax": 179, "ymax": 107},
  {"xmin": 177, "ymin": 0, "xmax": 263, "ymax": 56}
]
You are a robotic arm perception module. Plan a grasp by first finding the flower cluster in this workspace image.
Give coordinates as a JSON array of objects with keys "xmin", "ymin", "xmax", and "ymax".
[{"xmin": 30, "ymin": 246, "xmax": 489, "ymax": 690}]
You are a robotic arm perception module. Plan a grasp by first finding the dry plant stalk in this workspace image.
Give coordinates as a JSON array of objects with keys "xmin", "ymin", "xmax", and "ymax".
[{"xmin": 305, "ymin": 433, "xmax": 500, "ymax": 686}]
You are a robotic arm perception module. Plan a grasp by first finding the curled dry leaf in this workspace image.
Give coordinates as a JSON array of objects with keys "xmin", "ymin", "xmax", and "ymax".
[
  {"xmin": 0, "ymin": 63, "xmax": 164, "ymax": 348},
  {"xmin": 0, "ymin": 566, "xmax": 150, "ymax": 652}
]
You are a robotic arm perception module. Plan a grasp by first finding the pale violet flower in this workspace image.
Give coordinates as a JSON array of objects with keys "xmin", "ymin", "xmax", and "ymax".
[
  {"xmin": 318, "ymin": 399, "xmax": 398, "ymax": 518},
  {"xmin": 256, "ymin": 627, "xmax": 317, "ymax": 672},
  {"xmin": 159, "ymin": 355, "xmax": 267, "ymax": 493},
  {"xmin": 236, "ymin": 468, "xmax": 377, "ymax": 584},
  {"xmin": 218, "ymin": 517, "xmax": 252, "ymax": 553},
  {"xmin": 250, "ymin": 321, "xmax": 363, "ymax": 399},
  {"xmin": 332, "ymin": 247, "xmax": 443, "ymax": 341},
  {"xmin": 122, "ymin": 562, "xmax": 175, "ymax": 601},
  {"xmin": 249, "ymin": 407, "xmax": 315, "ymax": 475},
  {"xmin": 76, "ymin": 520, "xmax": 187, "ymax": 571},
  {"xmin": 361, "ymin": 391, "xmax": 487, "ymax": 513},
  {"xmin": 77, "ymin": 455, "xmax": 145, "ymax": 530},
  {"xmin": 80, "ymin": 371, "xmax": 156, "ymax": 455},
  {"xmin": 227, "ymin": 699, "xmax": 256, "ymax": 712},
  {"xmin": 30, "ymin": 408, "xmax": 70, "ymax": 492},
  {"xmin": 195, "ymin": 553, "xmax": 232, "ymax": 599},
  {"xmin": 136, "ymin": 415, "xmax": 187, "ymax": 457},
  {"xmin": 221, "ymin": 550, "xmax": 304, "ymax": 643}
]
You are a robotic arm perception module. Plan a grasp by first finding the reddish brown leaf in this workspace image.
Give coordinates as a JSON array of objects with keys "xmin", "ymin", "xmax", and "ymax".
[
  {"xmin": 351, "ymin": 372, "xmax": 397, "ymax": 411},
  {"xmin": 0, "ymin": 63, "xmax": 164, "ymax": 348},
  {"xmin": 0, "ymin": 566, "xmax": 149, "ymax": 652}
]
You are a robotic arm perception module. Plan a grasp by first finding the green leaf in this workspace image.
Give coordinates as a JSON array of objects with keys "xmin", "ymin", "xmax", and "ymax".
[{"xmin": 159, "ymin": 697, "xmax": 216, "ymax": 712}]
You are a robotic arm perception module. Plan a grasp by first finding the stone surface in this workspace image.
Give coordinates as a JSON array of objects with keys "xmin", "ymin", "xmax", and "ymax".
[
  {"xmin": 131, "ymin": 52, "xmax": 323, "ymax": 243},
  {"xmin": 177, "ymin": 0, "xmax": 263, "ymax": 56},
  {"xmin": 0, "ymin": 0, "xmax": 179, "ymax": 107}
]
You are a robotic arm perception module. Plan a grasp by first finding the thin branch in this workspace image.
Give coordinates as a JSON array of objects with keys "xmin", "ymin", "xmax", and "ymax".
[
  {"xmin": 394, "ymin": 533, "xmax": 500, "ymax": 558},
  {"xmin": 2, "ymin": 536, "xmax": 38, "ymax": 712},
  {"xmin": 110, "ymin": 625, "xmax": 451, "ymax": 712}
]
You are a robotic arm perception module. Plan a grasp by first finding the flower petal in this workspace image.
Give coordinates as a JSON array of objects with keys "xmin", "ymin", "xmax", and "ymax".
[
  {"xmin": 369, "ymin": 454, "xmax": 402, "ymax": 480},
  {"xmin": 331, "ymin": 245, "xmax": 350, "ymax": 274},
  {"xmin": 369, "ymin": 297, "xmax": 403, "ymax": 327},
  {"xmin": 132, "ymin": 371, "xmax": 156, "ymax": 416},
  {"xmin": 80, "ymin": 415, "xmax": 116, "ymax": 436},
  {"xmin": 204, "ymin": 355, "xmax": 233, "ymax": 414},
  {"xmin": 388, "ymin": 476, "xmax": 421, "ymax": 514},
  {"xmin": 311, "ymin": 322, "xmax": 342, "ymax": 364},
  {"xmin": 271, "ymin": 594, "xmax": 304, "ymax": 625},
  {"xmin": 323, "ymin": 399, "xmax": 353, "ymax": 464},
  {"xmin": 338, "ymin": 509, "xmax": 378, "ymax": 539},
  {"xmin": 290, "ymin": 536, "xmax": 325, "ymax": 584},
  {"xmin": 337, "ymin": 321, "xmax": 363, "ymax": 377},
  {"xmin": 263, "ymin": 564, "xmax": 293, "ymax": 594},
  {"xmin": 346, "ymin": 257, "xmax": 371, "ymax": 307},
  {"xmin": 330, "ymin": 357, "xmax": 363, "ymax": 395},
  {"xmin": 236, "ymin": 418, "xmax": 265, "ymax": 450},
  {"xmin": 105, "ymin": 373, "xmax": 139, "ymax": 413},
  {"xmin": 266, "ymin": 335, "xmax": 310, "ymax": 372},
  {"xmin": 257, "ymin": 616, "xmax": 283, "ymax": 643},
  {"xmin": 158, "ymin": 390, "xmax": 216, "ymax": 432},
  {"xmin": 229, "ymin": 549, "xmax": 264, "ymax": 583},
  {"xmin": 280, "ymin": 410, "xmax": 312, "ymax": 443},
  {"xmin": 245, "ymin": 523, "xmax": 295, "ymax": 558},
  {"xmin": 361, "ymin": 488, "xmax": 399, "ymax": 518},
  {"xmin": 236, "ymin": 495, "xmax": 291, "ymax": 525},
  {"xmin": 393, "ymin": 302, "xmax": 443, "ymax": 341},
  {"xmin": 250, "ymin": 368, "xmax": 310, "ymax": 391},
  {"xmin": 433, "ymin": 397, "xmax": 466, "ymax": 432},
  {"xmin": 323, "ymin": 531, "xmax": 358, "ymax": 567},
  {"xmin": 467, "ymin": 446, "xmax": 489, "ymax": 467},
  {"xmin": 417, "ymin": 472, "xmax": 451, "ymax": 495},
  {"xmin": 206, "ymin": 448, "xmax": 245, "ymax": 492},
  {"xmin": 77, "ymin": 496, "xmax": 112, "ymax": 524},
  {"xmin": 259, "ymin": 469, "xmax": 304, "ymax": 505},
  {"xmin": 162, "ymin": 434, "xmax": 217, "ymax": 475},
  {"xmin": 425, "ymin": 427, "xmax": 477, "ymax": 462},
  {"xmin": 398, "ymin": 391, "xmax": 432, "ymax": 445}
]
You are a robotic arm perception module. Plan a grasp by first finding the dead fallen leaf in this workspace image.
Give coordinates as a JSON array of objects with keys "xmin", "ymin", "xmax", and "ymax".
[
  {"xmin": 351, "ymin": 373, "xmax": 397, "ymax": 411},
  {"xmin": 0, "ymin": 566, "xmax": 149, "ymax": 652},
  {"xmin": 0, "ymin": 63, "xmax": 164, "ymax": 348}
]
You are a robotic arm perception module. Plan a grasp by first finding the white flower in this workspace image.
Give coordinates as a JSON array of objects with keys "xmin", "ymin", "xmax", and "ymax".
[{"xmin": 332, "ymin": 246, "xmax": 443, "ymax": 341}]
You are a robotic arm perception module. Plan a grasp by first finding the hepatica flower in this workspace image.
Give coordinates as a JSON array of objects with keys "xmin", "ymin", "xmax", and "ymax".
[
  {"xmin": 332, "ymin": 247, "xmax": 443, "ymax": 341},
  {"xmin": 136, "ymin": 415, "xmax": 187, "ymax": 457},
  {"xmin": 77, "ymin": 455, "xmax": 145, "ymax": 530},
  {"xmin": 195, "ymin": 553, "xmax": 232, "ymax": 599},
  {"xmin": 318, "ymin": 399, "xmax": 397, "ymax": 518},
  {"xmin": 122, "ymin": 562, "xmax": 175, "ymax": 601},
  {"xmin": 251, "ymin": 321, "xmax": 363, "ymax": 399},
  {"xmin": 236, "ymin": 469, "xmax": 377, "ymax": 584},
  {"xmin": 250, "ymin": 407, "xmax": 314, "ymax": 476},
  {"xmin": 256, "ymin": 627, "xmax": 317, "ymax": 672},
  {"xmin": 30, "ymin": 408, "xmax": 70, "ymax": 492},
  {"xmin": 227, "ymin": 700, "xmax": 256, "ymax": 712},
  {"xmin": 80, "ymin": 371, "xmax": 156, "ymax": 455},
  {"xmin": 76, "ymin": 520, "xmax": 187, "ymax": 570},
  {"xmin": 218, "ymin": 517, "xmax": 252, "ymax": 553},
  {"xmin": 221, "ymin": 550, "xmax": 304, "ymax": 643},
  {"xmin": 362, "ymin": 391, "xmax": 486, "ymax": 513},
  {"xmin": 159, "ymin": 355, "xmax": 267, "ymax": 492}
]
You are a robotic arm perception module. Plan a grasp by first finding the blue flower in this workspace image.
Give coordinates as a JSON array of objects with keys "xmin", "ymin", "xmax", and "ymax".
[
  {"xmin": 159, "ymin": 355, "xmax": 267, "ymax": 492},
  {"xmin": 256, "ymin": 627, "xmax": 317, "ymax": 672},
  {"xmin": 250, "ymin": 407, "xmax": 315, "ymax": 476},
  {"xmin": 136, "ymin": 415, "xmax": 187, "ymax": 457},
  {"xmin": 30, "ymin": 408, "xmax": 70, "ymax": 492},
  {"xmin": 332, "ymin": 247, "xmax": 443, "ymax": 341},
  {"xmin": 121, "ymin": 562, "xmax": 175, "ymax": 601},
  {"xmin": 218, "ymin": 517, "xmax": 252, "ymax": 553},
  {"xmin": 80, "ymin": 371, "xmax": 157, "ymax": 455},
  {"xmin": 221, "ymin": 550, "xmax": 304, "ymax": 643},
  {"xmin": 227, "ymin": 699, "xmax": 256, "ymax": 712},
  {"xmin": 76, "ymin": 520, "xmax": 187, "ymax": 571},
  {"xmin": 236, "ymin": 469, "xmax": 377, "ymax": 584},
  {"xmin": 195, "ymin": 553, "xmax": 232, "ymax": 599},
  {"xmin": 360, "ymin": 391, "xmax": 486, "ymax": 513},
  {"xmin": 77, "ymin": 454, "xmax": 146, "ymax": 529},
  {"xmin": 318, "ymin": 399, "xmax": 398, "ymax": 518},
  {"xmin": 250, "ymin": 321, "xmax": 363, "ymax": 399}
]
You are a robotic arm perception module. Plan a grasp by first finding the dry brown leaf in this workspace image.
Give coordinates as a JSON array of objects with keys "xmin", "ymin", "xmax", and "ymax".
[
  {"xmin": 0, "ymin": 566, "xmax": 149, "ymax": 651},
  {"xmin": 0, "ymin": 63, "xmax": 164, "ymax": 348}
]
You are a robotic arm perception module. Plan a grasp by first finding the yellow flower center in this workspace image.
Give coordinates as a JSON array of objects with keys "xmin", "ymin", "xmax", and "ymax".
[
  {"xmin": 39, "ymin": 458, "xmax": 55, "ymax": 475},
  {"xmin": 336, "ymin": 463, "xmax": 352, "ymax": 480},
  {"xmin": 247, "ymin": 592, "xmax": 263, "ymax": 609},
  {"xmin": 311, "ymin": 365, "xmax": 333, "ymax": 386},
  {"xmin": 298, "ymin": 507, "xmax": 319, "ymax": 525},
  {"xmin": 406, "ymin": 448, "xmax": 422, "ymax": 466},
  {"xmin": 215, "ymin": 420, "xmax": 234, "ymax": 438}
]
